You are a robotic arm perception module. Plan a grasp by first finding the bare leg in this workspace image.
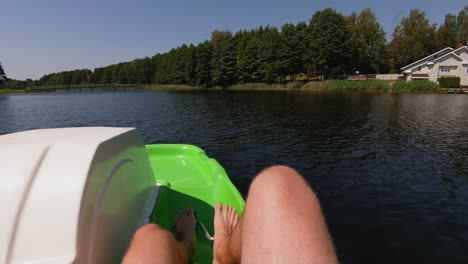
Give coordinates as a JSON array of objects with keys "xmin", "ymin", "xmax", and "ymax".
[
  {"xmin": 123, "ymin": 208, "xmax": 196, "ymax": 264},
  {"xmin": 213, "ymin": 203, "xmax": 242, "ymax": 264},
  {"xmin": 213, "ymin": 166, "xmax": 338, "ymax": 264}
]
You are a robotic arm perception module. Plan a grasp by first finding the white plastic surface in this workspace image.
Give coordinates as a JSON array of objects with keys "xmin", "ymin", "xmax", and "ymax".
[
  {"xmin": 0, "ymin": 145, "xmax": 48, "ymax": 264},
  {"xmin": 0, "ymin": 127, "xmax": 156, "ymax": 264}
]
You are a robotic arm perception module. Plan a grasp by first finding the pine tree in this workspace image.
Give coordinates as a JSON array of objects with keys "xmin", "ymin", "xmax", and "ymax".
[
  {"xmin": 194, "ymin": 42, "xmax": 213, "ymax": 87},
  {"xmin": 175, "ymin": 45, "xmax": 191, "ymax": 84},
  {"xmin": 259, "ymin": 26, "xmax": 281, "ymax": 82},
  {"xmin": 211, "ymin": 31, "xmax": 237, "ymax": 87},
  {"xmin": 237, "ymin": 37, "xmax": 263, "ymax": 83},
  {"xmin": 211, "ymin": 38, "xmax": 238, "ymax": 87}
]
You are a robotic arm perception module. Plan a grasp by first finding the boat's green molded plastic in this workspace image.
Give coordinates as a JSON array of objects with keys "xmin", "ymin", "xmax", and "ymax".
[{"xmin": 145, "ymin": 144, "xmax": 245, "ymax": 263}]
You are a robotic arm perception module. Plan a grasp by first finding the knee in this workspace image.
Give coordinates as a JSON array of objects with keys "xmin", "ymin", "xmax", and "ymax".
[
  {"xmin": 132, "ymin": 223, "xmax": 169, "ymax": 243},
  {"xmin": 135, "ymin": 223, "xmax": 163, "ymax": 235},
  {"xmin": 125, "ymin": 224, "xmax": 176, "ymax": 263},
  {"xmin": 251, "ymin": 165, "xmax": 303, "ymax": 188},
  {"xmin": 248, "ymin": 166, "xmax": 320, "ymax": 204}
]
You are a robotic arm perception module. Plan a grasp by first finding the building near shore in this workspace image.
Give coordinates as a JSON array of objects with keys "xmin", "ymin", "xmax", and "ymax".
[{"xmin": 401, "ymin": 45, "xmax": 468, "ymax": 86}]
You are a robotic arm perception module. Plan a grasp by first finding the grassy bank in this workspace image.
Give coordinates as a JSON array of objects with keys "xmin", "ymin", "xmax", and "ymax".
[
  {"xmin": 142, "ymin": 84, "xmax": 201, "ymax": 91},
  {"xmin": 141, "ymin": 83, "xmax": 307, "ymax": 91},
  {"xmin": 226, "ymin": 82, "xmax": 304, "ymax": 90},
  {"xmin": 0, "ymin": 80, "xmax": 443, "ymax": 94},
  {"xmin": 0, "ymin": 89, "xmax": 26, "ymax": 94},
  {"xmin": 0, "ymin": 87, "xmax": 144, "ymax": 94},
  {"xmin": 209, "ymin": 80, "xmax": 441, "ymax": 92},
  {"xmin": 318, "ymin": 80, "xmax": 441, "ymax": 92}
]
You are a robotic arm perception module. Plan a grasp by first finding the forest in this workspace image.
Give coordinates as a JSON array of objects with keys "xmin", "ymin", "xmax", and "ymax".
[{"xmin": 1, "ymin": 6, "xmax": 467, "ymax": 89}]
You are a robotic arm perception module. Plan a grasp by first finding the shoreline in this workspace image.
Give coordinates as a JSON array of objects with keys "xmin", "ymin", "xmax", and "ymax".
[{"xmin": 0, "ymin": 81, "xmax": 458, "ymax": 94}]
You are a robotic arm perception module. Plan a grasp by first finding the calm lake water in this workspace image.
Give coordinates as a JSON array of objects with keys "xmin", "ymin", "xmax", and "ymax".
[{"xmin": 1, "ymin": 91, "xmax": 468, "ymax": 263}]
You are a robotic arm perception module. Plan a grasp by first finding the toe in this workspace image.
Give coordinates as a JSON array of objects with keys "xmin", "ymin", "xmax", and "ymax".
[
  {"xmin": 214, "ymin": 202, "xmax": 223, "ymax": 224},
  {"xmin": 214, "ymin": 202, "xmax": 227, "ymax": 236},
  {"xmin": 222, "ymin": 204, "xmax": 230, "ymax": 221},
  {"xmin": 187, "ymin": 208, "xmax": 194, "ymax": 217},
  {"xmin": 228, "ymin": 206, "xmax": 234, "ymax": 222},
  {"xmin": 215, "ymin": 202, "xmax": 223, "ymax": 216},
  {"xmin": 233, "ymin": 211, "xmax": 238, "ymax": 223},
  {"xmin": 230, "ymin": 207, "xmax": 236, "ymax": 228},
  {"xmin": 226, "ymin": 206, "xmax": 231, "ymax": 220}
]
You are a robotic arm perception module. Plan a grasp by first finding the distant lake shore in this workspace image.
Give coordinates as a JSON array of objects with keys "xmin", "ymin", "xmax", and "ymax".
[{"xmin": 0, "ymin": 80, "xmax": 455, "ymax": 94}]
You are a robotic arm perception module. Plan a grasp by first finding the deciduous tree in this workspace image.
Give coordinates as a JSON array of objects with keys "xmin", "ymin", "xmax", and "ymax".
[
  {"xmin": 306, "ymin": 8, "xmax": 352, "ymax": 79},
  {"xmin": 347, "ymin": 8, "xmax": 389, "ymax": 73},
  {"xmin": 436, "ymin": 14, "xmax": 458, "ymax": 49},
  {"xmin": 390, "ymin": 9, "xmax": 436, "ymax": 71},
  {"xmin": 456, "ymin": 6, "xmax": 468, "ymax": 45},
  {"xmin": 0, "ymin": 61, "xmax": 7, "ymax": 84}
]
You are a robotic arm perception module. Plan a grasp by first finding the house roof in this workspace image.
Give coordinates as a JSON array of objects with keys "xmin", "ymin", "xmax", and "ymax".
[
  {"xmin": 433, "ymin": 52, "xmax": 464, "ymax": 63},
  {"xmin": 452, "ymin": 45, "xmax": 468, "ymax": 54},
  {"xmin": 401, "ymin": 47, "xmax": 454, "ymax": 71}
]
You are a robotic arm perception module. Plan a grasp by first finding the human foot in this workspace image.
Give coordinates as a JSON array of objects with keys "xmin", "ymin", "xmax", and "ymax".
[
  {"xmin": 213, "ymin": 203, "xmax": 239, "ymax": 264},
  {"xmin": 175, "ymin": 208, "xmax": 197, "ymax": 260}
]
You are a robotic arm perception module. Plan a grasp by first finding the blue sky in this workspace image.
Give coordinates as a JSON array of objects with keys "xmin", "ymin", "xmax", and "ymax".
[{"xmin": 1, "ymin": 0, "xmax": 466, "ymax": 80}]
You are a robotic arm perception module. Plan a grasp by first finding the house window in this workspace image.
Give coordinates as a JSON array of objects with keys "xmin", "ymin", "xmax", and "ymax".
[
  {"xmin": 440, "ymin": 66, "xmax": 457, "ymax": 73},
  {"xmin": 417, "ymin": 66, "xmax": 421, "ymax": 71}
]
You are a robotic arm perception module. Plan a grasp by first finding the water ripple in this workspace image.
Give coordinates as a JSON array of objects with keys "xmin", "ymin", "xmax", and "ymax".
[{"xmin": 1, "ymin": 91, "xmax": 468, "ymax": 263}]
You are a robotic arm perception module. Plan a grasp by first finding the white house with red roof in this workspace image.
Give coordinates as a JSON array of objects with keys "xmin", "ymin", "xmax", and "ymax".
[{"xmin": 401, "ymin": 45, "xmax": 468, "ymax": 86}]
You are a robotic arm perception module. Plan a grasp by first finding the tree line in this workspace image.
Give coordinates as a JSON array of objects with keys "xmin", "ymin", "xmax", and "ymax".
[
  {"xmin": 2, "ymin": 6, "xmax": 467, "ymax": 89},
  {"xmin": 0, "ymin": 62, "xmax": 6, "ymax": 85}
]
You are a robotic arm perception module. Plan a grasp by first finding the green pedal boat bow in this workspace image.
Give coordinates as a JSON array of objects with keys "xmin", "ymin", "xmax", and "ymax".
[{"xmin": 146, "ymin": 144, "xmax": 245, "ymax": 263}]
